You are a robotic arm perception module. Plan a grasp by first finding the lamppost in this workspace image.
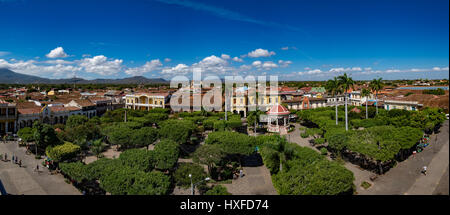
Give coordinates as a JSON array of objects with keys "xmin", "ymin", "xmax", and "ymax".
[{"xmin": 189, "ymin": 174, "xmax": 210, "ymax": 195}]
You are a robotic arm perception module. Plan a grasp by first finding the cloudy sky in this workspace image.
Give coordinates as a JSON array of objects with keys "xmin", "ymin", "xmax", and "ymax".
[{"xmin": 0, "ymin": 0, "xmax": 448, "ymax": 81}]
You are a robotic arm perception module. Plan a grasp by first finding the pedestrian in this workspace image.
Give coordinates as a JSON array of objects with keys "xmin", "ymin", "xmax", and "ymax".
[
  {"xmin": 12, "ymin": 154, "xmax": 15, "ymax": 163},
  {"xmin": 18, "ymin": 160, "xmax": 22, "ymax": 167},
  {"xmin": 4, "ymin": 153, "xmax": 7, "ymax": 161},
  {"xmin": 239, "ymin": 169, "xmax": 244, "ymax": 178},
  {"xmin": 15, "ymin": 156, "xmax": 18, "ymax": 164},
  {"xmin": 421, "ymin": 166, "xmax": 427, "ymax": 175}
]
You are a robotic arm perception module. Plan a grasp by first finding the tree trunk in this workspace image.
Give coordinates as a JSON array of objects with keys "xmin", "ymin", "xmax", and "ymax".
[
  {"xmin": 345, "ymin": 92, "xmax": 348, "ymax": 131},
  {"xmin": 335, "ymin": 95, "xmax": 338, "ymax": 125},
  {"xmin": 365, "ymin": 96, "xmax": 368, "ymax": 119},
  {"xmin": 375, "ymin": 92, "xmax": 378, "ymax": 115}
]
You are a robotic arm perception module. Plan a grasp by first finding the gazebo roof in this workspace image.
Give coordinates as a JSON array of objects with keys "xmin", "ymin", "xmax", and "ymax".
[{"xmin": 267, "ymin": 104, "xmax": 290, "ymax": 115}]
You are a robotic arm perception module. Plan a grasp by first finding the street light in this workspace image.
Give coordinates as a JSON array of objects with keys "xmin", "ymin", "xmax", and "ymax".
[{"xmin": 189, "ymin": 174, "xmax": 210, "ymax": 195}]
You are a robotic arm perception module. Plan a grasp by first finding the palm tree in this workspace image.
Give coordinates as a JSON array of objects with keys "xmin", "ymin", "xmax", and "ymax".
[
  {"xmin": 369, "ymin": 78, "xmax": 383, "ymax": 115},
  {"xmin": 338, "ymin": 73, "xmax": 355, "ymax": 131},
  {"xmin": 325, "ymin": 77, "xmax": 343, "ymax": 125},
  {"xmin": 361, "ymin": 88, "xmax": 371, "ymax": 119}
]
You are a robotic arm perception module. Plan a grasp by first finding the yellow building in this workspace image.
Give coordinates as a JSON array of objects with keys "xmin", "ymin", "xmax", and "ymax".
[
  {"xmin": 0, "ymin": 100, "xmax": 17, "ymax": 135},
  {"xmin": 230, "ymin": 88, "xmax": 281, "ymax": 116},
  {"xmin": 125, "ymin": 93, "xmax": 170, "ymax": 111}
]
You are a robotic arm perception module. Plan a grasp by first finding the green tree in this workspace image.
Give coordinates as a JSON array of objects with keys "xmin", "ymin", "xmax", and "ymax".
[
  {"xmin": 173, "ymin": 163, "xmax": 207, "ymax": 188},
  {"xmin": 205, "ymin": 185, "xmax": 231, "ymax": 195},
  {"xmin": 192, "ymin": 144, "xmax": 225, "ymax": 175},
  {"xmin": 90, "ymin": 139, "xmax": 106, "ymax": 159},
  {"xmin": 45, "ymin": 142, "xmax": 81, "ymax": 162},
  {"xmin": 325, "ymin": 77, "xmax": 343, "ymax": 125},
  {"xmin": 361, "ymin": 88, "xmax": 372, "ymax": 119},
  {"xmin": 119, "ymin": 148, "xmax": 155, "ymax": 172},
  {"xmin": 369, "ymin": 78, "xmax": 383, "ymax": 115},
  {"xmin": 338, "ymin": 73, "xmax": 355, "ymax": 131},
  {"xmin": 66, "ymin": 115, "xmax": 89, "ymax": 128},
  {"xmin": 153, "ymin": 139, "xmax": 180, "ymax": 170},
  {"xmin": 33, "ymin": 121, "xmax": 61, "ymax": 153},
  {"xmin": 130, "ymin": 127, "xmax": 158, "ymax": 147},
  {"xmin": 159, "ymin": 119, "xmax": 196, "ymax": 144},
  {"xmin": 17, "ymin": 127, "xmax": 35, "ymax": 143}
]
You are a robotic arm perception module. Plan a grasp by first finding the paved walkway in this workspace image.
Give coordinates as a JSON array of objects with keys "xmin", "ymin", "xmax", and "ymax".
[
  {"xmin": 359, "ymin": 120, "xmax": 449, "ymax": 195},
  {"xmin": 0, "ymin": 142, "xmax": 81, "ymax": 195},
  {"xmin": 223, "ymin": 165, "xmax": 278, "ymax": 195}
]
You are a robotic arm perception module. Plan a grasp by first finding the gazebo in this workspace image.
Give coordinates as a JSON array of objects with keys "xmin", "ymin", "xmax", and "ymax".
[{"xmin": 266, "ymin": 104, "xmax": 290, "ymax": 134}]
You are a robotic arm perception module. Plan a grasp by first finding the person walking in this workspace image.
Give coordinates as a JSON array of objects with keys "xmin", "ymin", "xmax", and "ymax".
[
  {"xmin": 12, "ymin": 154, "xmax": 15, "ymax": 164},
  {"xmin": 421, "ymin": 166, "xmax": 427, "ymax": 175},
  {"xmin": 18, "ymin": 160, "xmax": 22, "ymax": 167},
  {"xmin": 4, "ymin": 153, "xmax": 7, "ymax": 162}
]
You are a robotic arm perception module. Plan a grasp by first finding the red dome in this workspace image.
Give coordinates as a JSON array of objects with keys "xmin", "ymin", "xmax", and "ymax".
[{"xmin": 267, "ymin": 104, "xmax": 290, "ymax": 115}]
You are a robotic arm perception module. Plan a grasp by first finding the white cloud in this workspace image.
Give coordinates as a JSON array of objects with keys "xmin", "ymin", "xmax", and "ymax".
[
  {"xmin": 278, "ymin": 60, "xmax": 292, "ymax": 68},
  {"xmin": 298, "ymin": 69, "xmax": 323, "ymax": 75},
  {"xmin": 329, "ymin": 67, "xmax": 362, "ymax": 73},
  {"xmin": 164, "ymin": 58, "xmax": 172, "ymax": 62},
  {"xmin": 221, "ymin": 54, "xmax": 230, "ymax": 60},
  {"xmin": 161, "ymin": 63, "xmax": 190, "ymax": 75},
  {"xmin": 281, "ymin": 47, "xmax": 289, "ymax": 50},
  {"xmin": 252, "ymin": 61, "xmax": 262, "ymax": 67},
  {"xmin": 247, "ymin": 48, "xmax": 275, "ymax": 58},
  {"xmin": 125, "ymin": 59, "xmax": 163, "ymax": 76},
  {"xmin": 43, "ymin": 59, "xmax": 74, "ymax": 64},
  {"xmin": 46, "ymin": 47, "xmax": 69, "ymax": 58},
  {"xmin": 232, "ymin": 56, "xmax": 243, "ymax": 62},
  {"xmin": 79, "ymin": 55, "xmax": 123, "ymax": 76},
  {"xmin": 262, "ymin": 61, "xmax": 278, "ymax": 70},
  {"xmin": 0, "ymin": 58, "xmax": 81, "ymax": 78}
]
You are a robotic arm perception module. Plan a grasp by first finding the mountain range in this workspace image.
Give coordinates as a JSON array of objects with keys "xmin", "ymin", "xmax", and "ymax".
[{"xmin": 0, "ymin": 68, "xmax": 168, "ymax": 84}]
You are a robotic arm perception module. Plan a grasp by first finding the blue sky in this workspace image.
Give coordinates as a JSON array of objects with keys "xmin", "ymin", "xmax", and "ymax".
[{"xmin": 0, "ymin": 0, "xmax": 448, "ymax": 80}]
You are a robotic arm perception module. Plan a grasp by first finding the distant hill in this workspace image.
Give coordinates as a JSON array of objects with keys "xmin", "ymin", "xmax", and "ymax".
[{"xmin": 0, "ymin": 68, "xmax": 168, "ymax": 84}]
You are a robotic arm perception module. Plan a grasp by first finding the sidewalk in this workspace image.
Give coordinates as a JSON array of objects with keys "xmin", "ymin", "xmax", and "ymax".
[{"xmin": 0, "ymin": 142, "xmax": 80, "ymax": 195}]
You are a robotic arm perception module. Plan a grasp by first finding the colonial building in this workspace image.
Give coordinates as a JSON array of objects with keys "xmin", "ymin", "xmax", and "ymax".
[
  {"xmin": 17, "ymin": 104, "xmax": 82, "ymax": 129},
  {"xmin": 0, "ymin": 100, "xmax": 17, "ymax": 135},
  {"xmin": 125, "ymin": 93, "xmax": 170, "ymax": 111},
  {"xmin": 65, "ymin": 99, "xmax": 97, "ymax": 118},
  {"xmin": 384, "ymin": 98, "xmax": 422, "ymax": 111},
  {"xmin": 89, "ymin": 97, "xmax": 113, "ymax": 116}
]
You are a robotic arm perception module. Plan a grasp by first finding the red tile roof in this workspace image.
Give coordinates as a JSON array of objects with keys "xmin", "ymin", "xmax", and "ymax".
[{"xmin": 267, "ymin": 104, "xmax": 290, "ymax": 115}]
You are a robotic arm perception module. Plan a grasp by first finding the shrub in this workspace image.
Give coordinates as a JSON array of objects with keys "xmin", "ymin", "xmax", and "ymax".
[
  {"xmin": 320, "ymin": 148, "xmax": 328, "ymax": 155},
  {"xmin": 59, "ymin": 162, "xmax": 89, "ymax": 182},
  {"xmin": 260, "ymin": 146, "xmax": 280, "ymax": 174},
  {"xmin": 213, "ymin": 120, "xmax": 227, "ymax": 131},
  {"xmin": 300, "ymin": 132, "xmax": 309, "ymax": 138},
  {"xmin": 45, "ymin": 142, "xmax": 81, "ymax": 162},
  {"xmin": 314, "ymin": 138, "xmax": 325, "ymax": 145}
]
